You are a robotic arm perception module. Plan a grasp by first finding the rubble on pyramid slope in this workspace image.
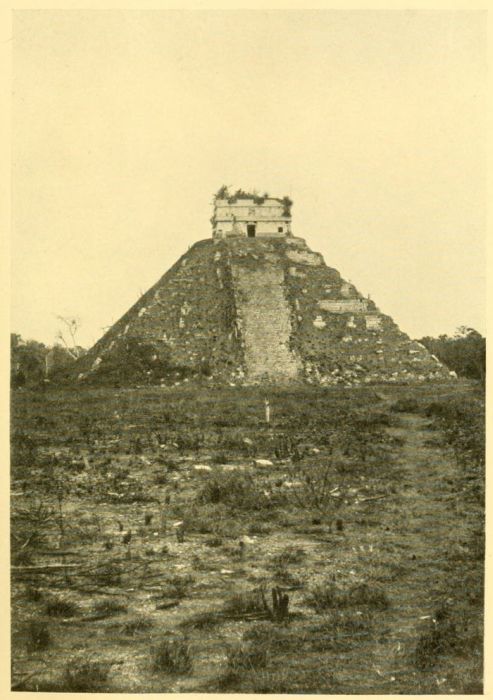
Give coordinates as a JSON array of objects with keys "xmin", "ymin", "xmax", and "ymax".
[
  {"xmin": 69, "ymin": 236, "xmax": 451, "ymax": 386},
  {"xmin": 72, "ymin": 240, "xmax": 244, "ymax": 385}
]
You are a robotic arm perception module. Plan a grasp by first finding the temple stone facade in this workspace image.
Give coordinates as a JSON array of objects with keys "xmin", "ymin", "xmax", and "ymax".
[{"xmin": 212, "ymin": 189, "xmax": 292, "ymax": 239}]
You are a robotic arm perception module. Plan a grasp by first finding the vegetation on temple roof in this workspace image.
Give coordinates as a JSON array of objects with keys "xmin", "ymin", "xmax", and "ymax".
[{"xmin": 214, "ymin": 186, "xmax": 293, "ymax": 216}]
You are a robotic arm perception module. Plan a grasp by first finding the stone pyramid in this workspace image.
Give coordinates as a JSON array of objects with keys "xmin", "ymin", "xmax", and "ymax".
[{"xmin": 72, "ymin": 234, "xmax": 450, "ymax": 387}]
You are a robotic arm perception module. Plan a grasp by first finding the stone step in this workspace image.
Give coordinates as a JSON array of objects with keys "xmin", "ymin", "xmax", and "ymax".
[{"xmin": 230, "ymin": 261, "xmax": 301, "ymax": 379}]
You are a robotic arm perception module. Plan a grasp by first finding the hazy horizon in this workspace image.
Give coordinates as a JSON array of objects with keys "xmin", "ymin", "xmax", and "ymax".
[{"xmin": 12, "ymin": 10, "xmax": 486, "ymax": 349}]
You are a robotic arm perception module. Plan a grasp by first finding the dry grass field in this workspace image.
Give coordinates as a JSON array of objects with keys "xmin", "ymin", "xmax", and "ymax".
[{"xmin": 11, "ymin": 381, "xmax": 484, "ymax": 693}]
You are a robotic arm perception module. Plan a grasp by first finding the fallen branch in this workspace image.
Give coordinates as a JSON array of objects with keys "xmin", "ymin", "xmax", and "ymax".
[
  {"xmin": 358, "ymin": 494, "xmax": 391, "ymax": 503},
  {"xmin": 11, "ymin": 563, "xmax": 80, "ymax": 571},
  {"xmin": 11, "ymin": 670, "xmax": 40, "ymax": 690},
  {"xmin": 36, "ymin": 550, "xmax": 80, "ymax": 556},
  {"xmin": 20, "ymin": 533, "xmax": 35, "ymax": 550}
]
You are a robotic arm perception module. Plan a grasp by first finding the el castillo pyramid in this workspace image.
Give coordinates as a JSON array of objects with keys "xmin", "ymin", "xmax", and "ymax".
[{"xmin": 71, "ymin": 189, "xmax": 451, "ymax": 386}]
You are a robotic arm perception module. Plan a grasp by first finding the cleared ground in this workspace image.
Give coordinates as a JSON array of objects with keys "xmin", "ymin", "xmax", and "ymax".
[{"xmin": 11, "ymin": 381, "xmax": 484, "ymax": 693}]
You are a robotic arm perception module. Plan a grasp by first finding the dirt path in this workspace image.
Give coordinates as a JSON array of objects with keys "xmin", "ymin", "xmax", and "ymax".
[{"xmin": 356, "ymin": 412, "xmax": 467, "ymax": 693}]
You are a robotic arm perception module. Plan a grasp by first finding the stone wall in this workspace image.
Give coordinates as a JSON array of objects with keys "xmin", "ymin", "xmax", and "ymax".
[
  {"xmin": 213, "ymin": 197, "xmax": 291, "ymax": 238},
  {"xmin": 318, "ymin": 299, "xmax": 369, "ymax": 313}
]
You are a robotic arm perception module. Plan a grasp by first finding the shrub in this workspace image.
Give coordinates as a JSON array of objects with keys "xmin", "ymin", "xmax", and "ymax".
[
  {"xmin": 175, "ymin": 430, "xmax": 205, "ymax": 451},
  {"xmin": 11, "ymin": 431, "xmax": 38, "ymax": 467},
  {"xmin": 308, "ymin": 609, "xmax": 374, "ymax": 651},
  {"xmin": 11, "ymin": 500, "xmax": 54, "ymax": 554},
  {"xmin": 62, "ymin": 660, "xmax": 111, "ymax": 692},
  {"xmin": 414, "ymin": 603, "xmax": 459, "ymax": 670},
  {"xmin": 390, "ymin": 398, "xmax": 420, "ymax": 413},
  {"xmin": 24, "ymin": 586, "xmax": 43, "ymax": 602},
  {"xmin": 122, "ymin": 615, "xmax": 154, "ymax": 635},
  {"xmin": 223, "ymin": 588, "xmax": 269, "ymax": 618},
  {"xmin": 305, "ymin": 580, "xmax": 389, "ymax": 612},
  {"xmin": 197, "ymin": 472, "xmax": 265, "ymax": 510},
  {"xmin": 205, "ymin": 535, "xmax": 223, "ymax": 547},
  {"xmin": 270, "ymin": 546, "xmax": 306, "ymax": 567},
  {"xmin": 286, "ymin": 458, "xmax": 344, "ymax": 513},
  {"xmin": 12, "ymin": 550, "xmax": 34, "ymax": 566},
  {"xmin": 94, "ymin": 599, "xmax": 128, "ymax": 617},
  {"xmin": 182, "ymin": 503, "xmax": 239, "ymax": 537},
  {"xmin": 227, "ymin": 642, "xmax": 268, "ymax": 671},
  {"xmin": 248, "ymin": 521, "xmax": 272, "ymax": 535},
  {"xmin": 152, "ymin": 635, "xmax": 192, "ymax": 675},
  {"xmin": 347, "ymin": 583, "xmax": 390, "ymax": 609},
  {"xmin": 242, "ymin": 622, "xmax": 298, "ymax": 652},
  {"xmin": 161, "ymin": 573, "xmax": 195, "ymax": 599},
  {"xmin": 25, "ymin": 620, "xmax": 51, "ymax": 651},
  {"xmin": 94, "ymin": 561, "xmax": 122, "ymax": 587},
  {"xmin": 210, "ymin": 451, "xmax": 230, "ymax": 465},
  {"xmin": 45, "ymin": 598, "xmax": 79, "ymax": 618},
  {"xmin": 179, "ymin": 610, "xmax": 223, "ymax": 630},
  {"xmin": 305, "ymin": 579, "xmax": 338, "ymax": 611},
  {"xmin": 272, "ymin": 566, "xmax": 303, "ymax": 588}
]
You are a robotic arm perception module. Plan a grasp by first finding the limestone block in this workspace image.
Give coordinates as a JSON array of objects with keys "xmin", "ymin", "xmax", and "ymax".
[
  {"xmin": 318, "ymin": 299, "xmax": 368, "ymax": 313},
  {"xmin": 313, "ymin": 315, "xmax": 326, "ymax": 329},
  {"xmin": 285, "ymin": 237, "xmax": 306, "ymax": 248},
  {"xmin": 289, "ymin": 266, "xmax": 306, "ymax": 278},
  {"xmin": 340, "ymin": 282, "xmax": 356, "ymax": 298},
  {"xmin": 286, "ymin": 249, "xmax": 323, "ymax": 266},
  {"xmin": 365, "ymin": 315, "xmax": 382, "ymax": 330}
]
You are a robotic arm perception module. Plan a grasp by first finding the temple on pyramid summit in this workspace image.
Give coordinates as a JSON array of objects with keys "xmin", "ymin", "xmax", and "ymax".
[
  {"xmin": 70, "ymin": 188, "xmax": 452, "ymax": 386},
  {"xmin": 212, "ymin": 189, "xmax": 293, "ymax": 239}
]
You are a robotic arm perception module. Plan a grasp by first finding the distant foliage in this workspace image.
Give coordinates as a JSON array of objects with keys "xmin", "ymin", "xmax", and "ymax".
[
  {"xmin": 426, "ymin": 397, "xmax": 485, "ymax": 506},
  {"xmin": 11, "ymin": 333, "xmax": 86, "ymax": 388},
  {"xmin": 11, "ymin": 334, "xmax": 47, "ymax": 388},
  {"xmin": 418, "ymin": 327, "xmax": 485, "ymax": 382}
]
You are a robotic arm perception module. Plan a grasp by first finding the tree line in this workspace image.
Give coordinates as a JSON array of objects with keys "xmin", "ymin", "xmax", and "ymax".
[{"xmin": 418, "ymin": 327, "xmax": 485, "ymax": 383}]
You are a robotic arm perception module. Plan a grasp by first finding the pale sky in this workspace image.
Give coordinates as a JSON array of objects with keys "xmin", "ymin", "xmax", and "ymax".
[{"xmin": 12, "ymin": 10, "xmax": 486, "ymax": 348}]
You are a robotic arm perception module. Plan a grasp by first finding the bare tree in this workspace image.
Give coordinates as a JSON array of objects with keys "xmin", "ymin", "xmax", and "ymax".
[{"xmin": 55, "ymin": 316, "xmax": 82, "ymax": 359}]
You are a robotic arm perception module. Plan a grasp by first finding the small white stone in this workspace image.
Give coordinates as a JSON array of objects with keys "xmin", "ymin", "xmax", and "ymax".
[{"xmin": 254, "ymin": 459, "xmax": 274, "ymax": 467}]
